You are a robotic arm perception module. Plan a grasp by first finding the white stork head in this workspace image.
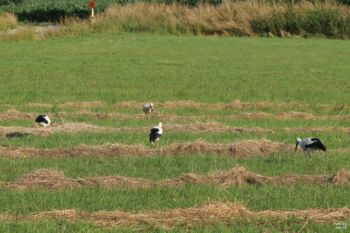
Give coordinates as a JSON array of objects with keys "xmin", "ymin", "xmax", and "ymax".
[
  {"xmin": 159, "ymin": 122, "xmax": 162, "ymax": 128},
  {"xmin": 295, "ymin": 137, "xmax": 302, "ymax": 151},
  {"xmin": 150, "ymin": 103, "xmax": 154, "ymax": 110}
]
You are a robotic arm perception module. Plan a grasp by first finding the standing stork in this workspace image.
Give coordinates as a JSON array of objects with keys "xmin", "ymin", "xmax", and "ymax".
[
  {"xmin": 295, "ymin": 137, "xmax": 327, "ymax": 157},
  {"xmin": 149, "ymin": 122, "xmax": 163, "ymax": 145},
  {"xmin": 35, "ymin": 114, "xmax": 51, "ymax": 127},
  {"xmin": 143, "ymin": 103, "xmax": 154, "ymax": 118}
]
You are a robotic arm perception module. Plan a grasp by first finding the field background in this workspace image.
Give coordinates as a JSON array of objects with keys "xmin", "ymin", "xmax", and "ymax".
[{"xmin": 0, "ymin": 33, "xmax": 349, "ymax": 232}]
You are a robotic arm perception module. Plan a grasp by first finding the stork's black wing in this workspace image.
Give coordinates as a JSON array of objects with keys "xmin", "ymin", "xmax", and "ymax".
[
  {"xmin": 35, "ymin": 115, "xmax": 48, "ymax": 124},
  {"xmin": 306, "ymin": 138, "xmax": 327, "ymax": 151},
  {"xmin": 149, "ymin": 127, "xmax": 161, "ymax": 143},
  {"xmin": 150, "ymin": 128, "xmax": 159, "ymax": 134}
]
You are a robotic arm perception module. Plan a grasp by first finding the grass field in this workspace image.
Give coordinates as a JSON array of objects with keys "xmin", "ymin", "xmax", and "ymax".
[{"xmin": 0, "ymin": 33, "xmax": 350, "ymax": 232}]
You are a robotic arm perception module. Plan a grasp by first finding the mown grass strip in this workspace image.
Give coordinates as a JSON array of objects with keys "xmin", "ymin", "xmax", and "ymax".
[
  {"xmin": 1, "ymin": 34, "xmax": 349, "ymax": 105},
  {"xmin": 1, "ymin": 185, "xmax": 350, "ymax": 214},
  {"xmin": 3, "ymin": 100, "xmax": 350, "ymax": 114},
  {"xmin": 0, "ymin": 219, "xmax": 347, "ymax": 233},
  {"xmin": 0, "ymin": 152, "xmax": 349, "ymax": 182}
]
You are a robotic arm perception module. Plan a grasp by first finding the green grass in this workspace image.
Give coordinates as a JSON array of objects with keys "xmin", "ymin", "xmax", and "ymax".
[
  {"xmin": 1, "ymin": 220, "xmax": 348, "ymax": 233},
  {"xmin": 1, "ymin": 130, "xmax": 349, "ymax": 148},
  {"xmin": 1, "ymin": 185, "xmax": 350, "ymax": 214},
  {"xmin": 0, "ymin": 33, "xmax": 349, "ymax": 231},
  {"xmin": 0, "ymin": 153, "xmax": 349, "ymax": 181},
  {"xmin": 0, "ymin": 33, "xmax": 349, "ymax": 104}
]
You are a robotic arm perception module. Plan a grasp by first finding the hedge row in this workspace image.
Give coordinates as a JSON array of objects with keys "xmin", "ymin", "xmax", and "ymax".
[
  {"xmin": 0, "ymin": 0, "xmax": 134, "ymax": 21},
  {"xmin": 1, "ymin": 0, "xmax": 349, "ymax": 22},
  {"xmin": 0, "ymin": 0, "xmax": 222, "ymax": 22}
]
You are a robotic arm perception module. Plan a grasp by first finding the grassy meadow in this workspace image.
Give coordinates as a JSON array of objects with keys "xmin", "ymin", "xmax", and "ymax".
[{"xmin": 0, "ymin": 33, "xmax": 349, "ymax": 232}]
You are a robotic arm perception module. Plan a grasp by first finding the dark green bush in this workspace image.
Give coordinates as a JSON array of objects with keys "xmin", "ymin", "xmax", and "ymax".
[
  {"xmin": 1, "ymin": 0, "xmax": 222, "ymax": 22},
  {"xmin": 0, "ymin": 0, "xmax": 22, "ymax": 5},
  {"xmin": 1, "ymin": 0, "xmax": 134, "ymax": 22}
]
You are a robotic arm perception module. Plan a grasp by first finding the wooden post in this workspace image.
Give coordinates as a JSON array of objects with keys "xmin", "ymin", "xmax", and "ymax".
[
  {"xmin": 88, "ymin": 0, "xmax": 95, "ymax": 24},
  {"xmin": 91, "ymin": 8, "xmax": 94, "ymax": 24}
]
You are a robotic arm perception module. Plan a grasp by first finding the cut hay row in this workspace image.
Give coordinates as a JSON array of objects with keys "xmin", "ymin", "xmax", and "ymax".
[
  {"xmin": 0, "ymin": 202, "xmax": 349, "ymax": 229},
  {"xmin": 114, "ymin": 100, "xmax": 350, "ymax": 112},
  {"xmin": 0, "ymin": 140, "xmax": 292, "ymax": 158},
  {"xmin": 20, "ymin": 100, "xmax": 350, "ymax": 111},
  {"xmin": 0, "ymin": 122, "xmax": 112, "ymax": 136},
  {"xmin": 1, "ymin": 110, "xmax": 349, "ymax": 122},
  {"xmin": 1, "ymin": 122, "xmax": 349, "ymax": 138},
  {"xmin": 3, "ymin": 166, "xmax": 350, "ymax": 191},
  {"xmin": 0, "ymin": 122, "xmax": 274, "ymax": 137},
  {"xmin": 28, "ymin": 99, "xmax": 350, "ymax": 110}
]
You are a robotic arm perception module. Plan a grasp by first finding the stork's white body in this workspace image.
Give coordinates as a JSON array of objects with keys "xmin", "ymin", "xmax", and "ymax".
[{"xmin": 295, "ymin": 137, "xmax": 327, "ymax": 156}]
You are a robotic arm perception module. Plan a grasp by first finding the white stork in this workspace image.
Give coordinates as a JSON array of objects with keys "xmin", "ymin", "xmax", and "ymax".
[
  {"xmin": 295, "ymin": 137, "xmax": 327, "ymax": 156},
  {"xmin": 149, "ymin": 122, "xmax": 163, "ymax": 145},
  {"xmin": 35, "ymin": 114, "xmax": 51, "ymax": 127},
  {"xmin": 143, "ymin": 103, "xmax": 154, "ymax": 118}
]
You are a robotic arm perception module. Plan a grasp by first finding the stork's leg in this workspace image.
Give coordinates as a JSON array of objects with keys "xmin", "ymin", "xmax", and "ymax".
[{"xmin": 307, "ymin": 151, "xmax": 311, "ymax": 158}]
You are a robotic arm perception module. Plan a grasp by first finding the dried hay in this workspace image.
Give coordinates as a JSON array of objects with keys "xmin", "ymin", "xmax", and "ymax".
[
  {"xmin": 6, "ymin": 169, "xmax": 77, "ymax": 191},
  {"xmin": 114, "ymin": 101, "xmax": 143, "ymax": 109},
  {"xmin": 7, "ymin": 166, "xmax": 348, "ymax": 191},
  {"xmin": 9, "ymin": 100, "xmax": 347, "ymax": 113},
  {"xmin": 1, "ymin": 108, "xmax": 349, "ymax": 123},
  {"xmin": 0, "ymin": 109, "xmax": 36, "ymax": 120},
  {"xmin": 16, "ymin": 202, "xmax": 350, "ymax": 228},
  {"xmin": 236, "ymin": 112, "xmax": 271, "ymax": 119},
  {"xmin": 276, "ymin": 111, "xmax": 316, "ymax": 120},
  {"xmin": 161, "ymin": 167, "xmax": 350, "ymax": 188},
  {"xmin": 162, "ymin": 100, "xmax": 205, "ymax": 109},
  {"xmin": 58, "ymin": 101, "xmax": 105, "ymax": 108},
  {"xmin": 0, "ymin": 213, "xmax": 13, "ymax": 221},
  {"xmin": 0, "ymin": 140, "xmax": 292, "ymax": 158},
  {"xmin": 76, "ymin": 176, "xmax": 155, "ymax": 188},
  {"xmin": 332, "ymin": 169, "xmax": 350, "ymax": 186},
  {"xmin": 222, "ymin": 99, "xmax": 242, "ymax": 109},
  {"xmin": 166, "ymin": 122, "xmax": 274, "ymax": 134},
  {"xmin": 86, "ymin": 202, "xmax": 249, "ymax": 229},
  {"xmin": 26, "ymin": 103, "xmax": 53, "ymax": 108},
  {"xmin": 159, "ymin": 140, "xmax": 290, "ymax": 157},
  {"xmin": 160, "ymin": 166, "xmax": 267, "ymax": 187},
  {"xmin": 255, "ymin": 207, "xmax": 350, "ymax": 224},
  {"xmin": 0, "ymin": 122, "xmax": 274, "ymax": 138},
  {"xmin": 29, "ymin": 209, "xmax": 79, "ymax": 221},
  {"xmin": 284, "ymin": 127, "xmax": 350, "ymax": 134},
  {"xmin": 0, "ymin": 122, "xmax": 114, "ymax": 136}
]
